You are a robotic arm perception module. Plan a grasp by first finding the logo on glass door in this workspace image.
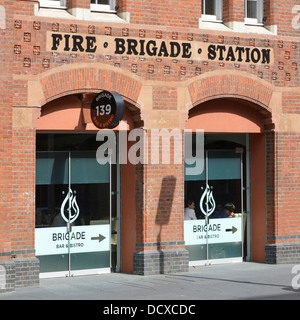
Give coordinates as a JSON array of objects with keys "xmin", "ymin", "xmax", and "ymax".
[
  {"xmin": 200, "ymin": 184, "xmax": 216, "ymax": 218},
  {"xmin": 61, "ymin": 188, "xmax": 80, "ymax": 224}
]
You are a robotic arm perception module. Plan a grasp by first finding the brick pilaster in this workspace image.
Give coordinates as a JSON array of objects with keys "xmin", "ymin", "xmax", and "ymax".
[
  {"xmin": 67, "ymin": 0, "xmax": 90, "ymax": 9},
  {"xmin": 134, "ymin": 129, "xmax": 189, "ymax": 275}
]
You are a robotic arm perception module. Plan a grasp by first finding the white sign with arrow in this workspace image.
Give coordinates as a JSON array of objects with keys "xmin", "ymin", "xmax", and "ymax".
[
  {"xmin": 184, "ymin": 217, "xmax": 242, "ymax": 246},
  {"xmin": 35, "ymin": 224, "xmax": 110, "ymax": 256}
]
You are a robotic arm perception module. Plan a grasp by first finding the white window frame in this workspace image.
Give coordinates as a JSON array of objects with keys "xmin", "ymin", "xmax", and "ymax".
[
  {"xmin": 90, "ymin": 0, "xmax": 116, "ymax": 12},
  {"xmin": 39, "ymin": 0, "xmax": 66, "ymax": 9},
  {"xmin": 245, "ymin": 0, "xmax": 263, "ymax": 25},
  {"xmin": 202, "ymin": 0, "xmax": 223, "ymax": 22}
]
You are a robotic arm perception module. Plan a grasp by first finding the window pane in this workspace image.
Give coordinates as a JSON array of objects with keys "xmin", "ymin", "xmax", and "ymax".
[
  {"xmin": 202, "ymin": 0, "xmax": 215, "ymax": 15},
  {"xmin": 247, "ymin": 0, "xmax": 257, "ymax": 19},
  {"xmin": 39, "ymin": 0, "xmax": 65, "ymax": 6},
  {"xmin": 91, "ymin": 0, "xmax": 110, "ymax": 4}
]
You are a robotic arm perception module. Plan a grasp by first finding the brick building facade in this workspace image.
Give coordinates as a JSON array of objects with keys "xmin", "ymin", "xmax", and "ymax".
[{"xmin": 0, "ymin": 0, "xmax": 300, "ymax": 292}]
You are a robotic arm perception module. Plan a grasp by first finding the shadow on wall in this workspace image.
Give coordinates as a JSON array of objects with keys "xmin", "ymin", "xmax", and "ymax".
[{"xmin": 155, "ymin": 175, "xmax": 176, "ymax": 274}]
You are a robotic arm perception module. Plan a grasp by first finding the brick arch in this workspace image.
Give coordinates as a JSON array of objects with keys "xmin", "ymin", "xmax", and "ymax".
[
  {"xmin": 39, "ymin": 65, "xmax": 143, "ymax": 109},
  {"xmin": 37, "ymin": 64, "xmax": 144, "ymax": 127},
  {"xmin": 188, "ymin": 72, "xmax": 273, "ymax": 115}
]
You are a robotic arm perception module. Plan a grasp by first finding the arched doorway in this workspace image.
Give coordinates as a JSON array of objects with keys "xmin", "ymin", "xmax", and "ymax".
[
  {"xmin": 34, "ymin": 93, "xmax": 141, "ymax": 277},
  {"xmin": 184, "ymin": 97, "xmax": 272, "ymax": 265}
]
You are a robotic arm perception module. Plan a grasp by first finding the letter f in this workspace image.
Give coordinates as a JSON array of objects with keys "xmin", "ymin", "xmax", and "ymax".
[{"xmin": 51, "ymin": 33, "xmax": 62, "ymax": 50}]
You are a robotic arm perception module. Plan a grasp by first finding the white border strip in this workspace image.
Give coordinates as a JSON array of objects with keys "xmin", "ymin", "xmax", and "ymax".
[
  {"xmin": 189, "ymin": 257, "xmax": 242, "ymax": 266},
  {"xmin": 39, "ymin": 267, "xmax": 111, "ymax": 279}
]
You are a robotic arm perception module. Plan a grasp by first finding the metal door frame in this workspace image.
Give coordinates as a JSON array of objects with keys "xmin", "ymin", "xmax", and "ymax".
[
  {"xmin": 35, "ymin": 132, "xmax": 121, "ymax": 278},
  {"xmin": 203, "ymin": 148, "xmax": 244, "ymax": 265}
]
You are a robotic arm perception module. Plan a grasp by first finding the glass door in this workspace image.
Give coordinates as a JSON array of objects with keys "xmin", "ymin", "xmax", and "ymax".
[
  {"xmin": 204, "ymin": 149, "xmax": 244, "ymax": 262},
  {"xmin": 184, "ymin": 137, "xmax": 246, "ymax": 265},
  {"xmin": 35, "ymin": 134, "xmax": 117, "ymax": 277}
]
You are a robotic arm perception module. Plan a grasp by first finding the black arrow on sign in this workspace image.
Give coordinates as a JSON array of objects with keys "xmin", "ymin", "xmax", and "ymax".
[
  {"xmin": 226, "ymin": 226, "xmax": 238, "ymax": 234},
  {"xmin": 91, "ymin": 234, "xmax": 106, "ymax": 242}
]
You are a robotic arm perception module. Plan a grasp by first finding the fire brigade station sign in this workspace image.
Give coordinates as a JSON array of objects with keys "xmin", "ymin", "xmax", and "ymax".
[{"xmin": 47, "ymin": 31, "xmax": 274, "ymax": 65}]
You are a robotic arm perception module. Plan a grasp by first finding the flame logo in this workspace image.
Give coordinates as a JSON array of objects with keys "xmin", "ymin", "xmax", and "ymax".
[
  {"xmin": 199, "ymin": 184, "xmax": 216, "ymax": 217},
  {"xmin": 60, "ymin": 188, "xmax": 80, "ymax": 224}
]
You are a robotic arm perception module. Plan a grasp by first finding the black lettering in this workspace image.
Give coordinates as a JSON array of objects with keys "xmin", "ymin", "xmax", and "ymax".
[
  {"xmin": 261, "ymin": 48, "xmax": 271, "ymax": 64},
  {"xmin": 251, "ymin": 48, "xmax": 261, "ymax": 63},
  {"xmin": 76, "ymin": 232, "xmax": 81, "ymax": 239},
  {"xmin": 235, "ymin": 46, "xmax": 244, "ymax": 62},
  {"xmin": 63, "ymin": 34, "xmax": 70, "ymax": 51},
  {"xmin": 139, "ymin": 39, "xmax": 146, "ymax": 56},
  {"xmin": 127, "ymin": 39, "xmax": 138, "ymax": 55},
  {"xmin": 53, "ymin": 233, "xmax": 57, "ymax": 241},
  {"xmin": 170, "ymin": 41, "xmax": 181, "ymax": 57},
  {"xmin": 182, "ymin": 42, "xmax": 192, "ymax": 58},
  {"xmin": 114, "ymin": 38, "xmax": 126, "ymax": 54},
  {"xmin": 86, "ymin": 36, "xmax": 97, "ymax": 53},
  {"xmin": 51, "ymin": 33, "xmax": 62, "ymax": 50},
  {"xmin": 245, "ymin": 47, "xmax": 251, "ymax": 62},
  {"xmin": 225, "ymin": 46, "xmax": 236, "ymax": 61},
  {"xmin": 72, "ymin": 35, "xmax": 84, "ymax": 52},
  {"xmin": 158, "ymin": 41, "xmax": 169, "ymax": 57},
  {"xmin": 216, "ymin": 45, "xmax": 226, "ymax": 60},
  {"xmin": 146, "ymin": 40, "xmax": 157, "ymax": 56},
  {"xmin": 208, "ymin": 44, "xmax": 216, "ymax": 60}
]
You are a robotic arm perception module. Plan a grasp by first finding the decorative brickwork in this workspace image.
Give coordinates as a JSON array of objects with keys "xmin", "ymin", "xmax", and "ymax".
[
  {"xmin": 188, "ymin": 73, "xmax": 274, "ymax": 110},
  {"xmin": 39, "ymin": 67, "xmax": 143, "ymax": 106}
]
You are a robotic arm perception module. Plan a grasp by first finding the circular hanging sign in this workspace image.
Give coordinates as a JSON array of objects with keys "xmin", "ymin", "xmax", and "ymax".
[{"xmin": 90, "ymin": 90, "xmax": 125, "ymax": 129}]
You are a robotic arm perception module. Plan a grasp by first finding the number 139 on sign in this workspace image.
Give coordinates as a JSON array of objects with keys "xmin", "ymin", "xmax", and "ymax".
[{"xmin": 96, "ymin": 104, "xmax": 111, "ymax": 116}]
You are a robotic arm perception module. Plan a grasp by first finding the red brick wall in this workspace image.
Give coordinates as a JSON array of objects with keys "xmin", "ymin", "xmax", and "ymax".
[
  {"xmin": 223, "ymin": 0, "xmax": 244, "ymax": 24},
  {"xmin": 153, "ymin": 87, "xmax": 177, "ymax": 110},
  {"xmin": 0, "ymin": 0, "xmax": 36, "ymax": 261},
  {"xmin": 266, "ymin": 132, "xmax": 300, "ymax": 244},
  {"xmin": 135, "ymin": 130, "xmax": 185, "ymax": 252},
  {"xmin": 67, "ymin": 0, "xmax": 90, "ymax": 9},
  {"xmin": 0, "ymin": 0, "xmax": 13, "ymax": 260},
  {"xmin": 119, "ymin": 0, "xmax": 201, "ymax": 28},
  {"xmin": 11, "ymin": 128, "xmax": 36, "ymax": 256},
  {"xmin": 119, "ymin": 0, "xmax": 300, "ymax": 37},
  {"xmin": 282, "ymin": 92, "xmax": 300, "ymax": 113},
  {"xmin": 265, "ymin": 0, "xmax": 300, "ymax": 36}
]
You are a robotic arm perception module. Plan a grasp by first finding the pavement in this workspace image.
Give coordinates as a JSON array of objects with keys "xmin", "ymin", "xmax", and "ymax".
[{"xmin": 0, "ymin": 262, "xmax": 300, "ymax": 301}]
